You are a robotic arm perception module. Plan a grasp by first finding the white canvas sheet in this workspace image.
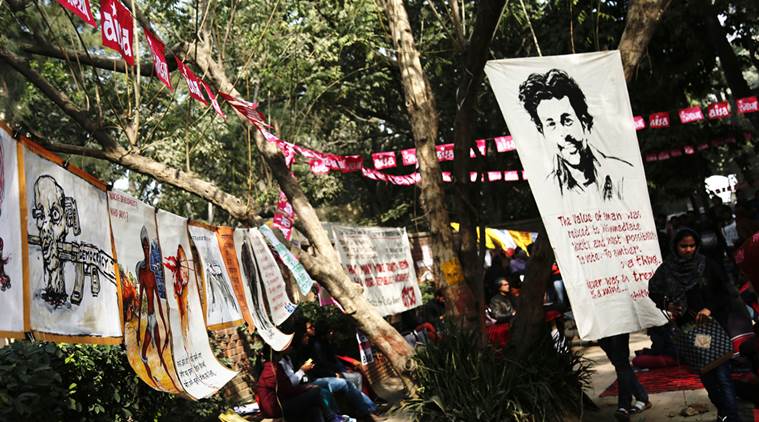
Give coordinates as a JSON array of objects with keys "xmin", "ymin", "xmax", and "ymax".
[
  {"xmin": 233, "ymin": 228, "xmax": 292, "ymax": 351},
  {"xmin": 331, "ymin": 225, "xmax": 421, "ymax": 316},
  {"xmin": 188, "ymin": 224, "xmax": 243, "ymax": 329},
  {"xmin": 25, "ymin": 147, "xmax": 120, "ymax": 340},
  {"xmin": 108, "ymin": 191, "xmax": 183, "ymax": 394},
  {"xmin": 485, "ymin": 51, "xmax": 667, "ymax": 340},
  {"xmin": 157, "ymin": 210, "xmax": 237, "ymax": 399},
  {"xmin": 248, "ymin": 228, "xmax": 296, "ymax": 325},
  {"xmin": 0, "ymin": 127, "xmax": 23, "ymax": 336}
]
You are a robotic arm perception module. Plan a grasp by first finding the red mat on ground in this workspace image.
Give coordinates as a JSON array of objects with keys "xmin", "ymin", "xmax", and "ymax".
[{"xmin": 600, "ymin": 365, "xmax": 703, "ymax": 397}]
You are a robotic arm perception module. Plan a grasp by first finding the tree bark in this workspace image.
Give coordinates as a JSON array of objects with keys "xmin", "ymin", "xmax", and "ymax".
[
  {"xmin": 617, "ymin": 0, "xmax": 673, "ymax": 81},
  {"xmin": 379, "ymin": 0, "xmax": 478, "ymax": 322},
  {"xmin": 189, "ymin": 36, "xmax": 418, "ymax": 393},
  {"xmin": 451, "ymin": 0, "xmax": 507, "ymax": 324}
]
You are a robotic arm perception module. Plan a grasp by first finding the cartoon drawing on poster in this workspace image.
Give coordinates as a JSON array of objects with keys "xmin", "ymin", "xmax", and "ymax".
[
  {"xmin": 0, "ymin": 126, "xmax": 23, "ymax": 336},
  {"xmin": 25, "ymin": 147, "xmax": 121, "ymax": 341},
  {"xmin": 233, "ymin": 228, "xmax": 292, "ymax": 351},
  {"xmin": 485, "ymin": 51, "xmax": 668, "ymax": 340},
  {"xmin": 158, "ymin": 210, "xmax": 237, "ymax": 399},
  {"xmin": 108, "ymin": 191, "xmax": 183, "ymax": 393},
  {"xmin": 188, "ymin": 224, "xmax": 242, "ymax": 329}
]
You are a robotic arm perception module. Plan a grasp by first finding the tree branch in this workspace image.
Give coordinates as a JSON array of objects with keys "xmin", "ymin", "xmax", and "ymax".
[
  {"xmin": 0, "ymin": 45, "xmax": 260, "ymax": 224},
  {"xmin": 19, "ymin": 42, "xmax": 178, "ymax": 76},
  {"xmin": 617, "ymin": 0, "xmax": 672, "ymax": 81}
]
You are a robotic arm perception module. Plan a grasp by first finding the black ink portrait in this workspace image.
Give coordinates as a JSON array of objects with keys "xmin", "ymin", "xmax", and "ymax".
[
  {"xmin": 519, "ymin": 69, "xmax": 633, "ymax": 200},
  {"xmin": 240, "ymin": 237, "xmax": 273, "ymax": 331},
  {"xmin": 29, "ymin": 175, "xmax": 114, "ymax": 308}
]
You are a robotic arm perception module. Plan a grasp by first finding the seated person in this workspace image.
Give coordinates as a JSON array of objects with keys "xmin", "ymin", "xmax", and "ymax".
[
  {"xmin": 301, "ymin": 320, "xmax": 364, "ymax": 392},
  {"xmin": 488, "ymin": 277, "xmax": 517, "ymax": 324},
  {"xmin": 283, "ymin": 327, "xmax": 383, "ymax": 422},
  {"xmin": 255, "ymin": 344, "xmax": 342, "ymax": 422}
]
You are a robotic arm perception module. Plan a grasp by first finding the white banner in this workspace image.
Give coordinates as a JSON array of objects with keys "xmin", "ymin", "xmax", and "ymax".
[
  {"xmin": 259, "ymin": 225, "xmax": 314, "ymax": 295},
  {"xmin": 232, "ymin": 228, "xmax": 292, "ymax": 351},
  {"xmin": 0, "ymin": 127, "xmax": 23, "ymax": 336},
  {"xmin": 485, "ymin": 51, "xmax": 667, "ymax": 340},
  {"xmin": 331, "ymin": 224, "xmax": 421, "ymax": 316},
  {"xmin": 188, "ymin": 224, "xmax": 243, "ymax": 329},
  {"xmin": 248, "ymin": 228, "xmax": 296, "ymax": 325},
  {"xmin": 108, "ymin": 191, "xmax": 183, "ymax": 394},
  {"xmin": 157, "ymin": 210, "xmax": 237, "ymax": 399},
  {"xmin": 25, "ymin": 146, "xmax": 121, "ymax": 341}
]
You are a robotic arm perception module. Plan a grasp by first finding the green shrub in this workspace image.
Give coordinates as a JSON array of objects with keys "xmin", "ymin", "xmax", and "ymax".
[
  {"xmin": 0, "ymin": 341, "xmax": 233, "ymax": 421},
  {"xmin": 401, "ymin": 323, "xmax": 591, "ymax": 422}
]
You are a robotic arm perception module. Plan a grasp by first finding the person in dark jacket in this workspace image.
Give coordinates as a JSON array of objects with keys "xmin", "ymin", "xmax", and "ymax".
[
  {"xmin": 255, "ymin": 349, "xmax": 336, "ymax": 422},
  {"xmin": 488, "ymin": 277, "xmax": 517, "ymax": 324},
  {"xmin": 649, "ymin": 228, "xmax": 756, "ymax": 422}
]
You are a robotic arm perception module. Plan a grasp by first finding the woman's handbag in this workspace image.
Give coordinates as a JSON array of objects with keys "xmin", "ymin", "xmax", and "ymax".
[{"xmin": 671, "ymin": 316, "xmax": 733, "ymax": 374}]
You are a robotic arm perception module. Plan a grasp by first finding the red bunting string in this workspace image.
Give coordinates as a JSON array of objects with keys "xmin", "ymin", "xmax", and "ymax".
[{"xmin": 100, "ymin": 0, "xmax": 135, "ymax": 65}]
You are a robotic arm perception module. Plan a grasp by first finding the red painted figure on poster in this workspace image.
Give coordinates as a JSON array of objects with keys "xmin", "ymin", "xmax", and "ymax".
[
  {"xmin": 0, "ymin": 238, "xmax": 10, "ymax": 291},
  {"xmin": 135, "ymin": 226, "xmax": 177, "ymax": 389},
  {"xmin": 164, "ymin": 245, "xmax": 190, "ymax": 339}
]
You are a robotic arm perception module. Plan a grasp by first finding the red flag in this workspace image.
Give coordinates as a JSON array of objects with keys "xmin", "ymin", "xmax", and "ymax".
[
  {"xmin": 435, "ymin": 143, "xmax": 454, "ymax": 162},
  {"xmin": 657, "ymin": 151, "xmax": 671, "ymax": 160},
  {"xmin": 202, "ymin": 82, "xmax": 226, "ymax": 119},
  {"xmin": 633, "ymin": 115, "xmax": 646, "ymax": 131},
  {"xmin": 371, "ymin": 151, "xmax": 396, "ymax": 170},
  {"xmin": 175, "ymin": 58, "xmax": 208, "ymax": 105},
  {"xmin": 503, "ymin": 170, "xmax": 519, "ymax": 181},
  {"xmin": 470, "ymin": 139, "xmax": 487, "ymax": 158},
  {"xmin": 55, "ymin": 0, "xmax": 97, "ymax": 28},
  {"xmin": 494, "ymin": 136, "xmax": 515, "ymax": 152},
  {"xmin": 339, "ymin": 155, "xmax": 363, "ymax": 173},
  {"xmin": 707, "ymin": 101, "xmax": 731, "ymax": 120},
  {"xmin": 644, "ymin": 153, "xmax": 658, "ymax": 162},
  {"xmin": 648, "ymin": 112, "xmax": 670, "ymax": 129},
  {"xmin": 219, "ymin": 93, "xmax": 268, "ymax": 127},
  {"xmin": 737, "ymin": 96, "xmax": 758, "ymax": 114},
  {"xmin": 684, "ymin": 145, "xmax": 695, "ymax": 155},
  {"xmin": 101, "ymin": 0, "xmax": 135, "ymax": 65},
  {"xmin": 670, "ymin": 148, "xmax": 683, "ymax": 158},
  {"xmin": 309, "ymin": 159, "xmax": 330, "ymax": 175},
  {"xmin": 678, "ymin": 106, "xmax": 704, "ymax": 124},
  {"xmin": 521, "ymin": 170, "xmax": 528, "ymax": 180},
  {"xmin": 441, "ymin": 172, "xmax": 452, "ymax": 183},
  {"xmin": 487, "ymin": 171, "xmax": 502, "ymax": 182},
  {"xmin": 400, "ymin": 148, "xmax": 417, "ymax": 166},
  {"xmin": 144, "ymin": 28, "xmax": 172, "ymax": 91}
]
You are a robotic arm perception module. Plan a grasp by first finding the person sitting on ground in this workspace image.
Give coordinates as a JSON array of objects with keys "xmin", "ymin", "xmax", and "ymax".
[
  {"xmin": 488, "ymin": 277, "xmax": 518, "ymax": 324},
  {"xmin": 418, "ymin": 288, "xmax": 446, "ymax": 331},
  {"xmin": 285, "ymin": 327, "xmax": 384, "ymax": 422},
  {"xmin": 649, "ymin": 227, "xmax": 757, "ymax": 422},
  {"xmin": 299, "ymin": 320, "xmax": 365, "ymax": 392},
  {"xmin": 255, "ymin": 343, "xmax": 343, "ymax": 422},
  {"xmin": 484, "ymin": 250, "xmax": 512, "ymax": 298}
]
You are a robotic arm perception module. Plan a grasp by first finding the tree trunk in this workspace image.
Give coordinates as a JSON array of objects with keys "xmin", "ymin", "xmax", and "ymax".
[
  {"xmin": 617, "ymin": 0, "xmax": 673, "ymax": 81},
  {"xmin": 379, "ymin": 0, "xmax": 477, "ymax": 321},
  {"xmin": 452, "ymin": 0, "xmax": 507, "ymax": 325},
  {"xmin": 509, "ymin": 231, "xmax": 555, "ymax": 360},
  {"xmin": 190, "ymin": 37, "xmax": 418, "ymax": 393}
]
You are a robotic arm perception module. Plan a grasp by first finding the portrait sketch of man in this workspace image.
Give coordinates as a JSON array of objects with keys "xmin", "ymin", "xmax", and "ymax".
[{"xmin": 518, "ymin": 69, "xmax": 633, "ymax": 200}]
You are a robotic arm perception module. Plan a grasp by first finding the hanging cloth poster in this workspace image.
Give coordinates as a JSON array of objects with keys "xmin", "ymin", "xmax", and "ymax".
[
  {"xmin": 22, "ymin": 140, "xmax": 121, "ymax": 343},
  {"xmin": 248, "ymin": 228, "xmax": 297, "ymax": 325},
  {"xmin": 0, "ymin": 125, "xmax": 24, "ymax": 337},
  {"xmin": 331, "ymin": 224, "xmax": 422, "ymax": 316},
  {"xmin": 188, "ymin": 222, "xmax": 243, "ymax": 330},
  {"xmin": 157, "ymin": 210, "xmax": 237, "ymax": 399},
  {"xmin": 233, "ymin": 228, "xmax": 292, "ymax": 351},
  {"xmin": 484, "ymin": 51, "xmax": 668, "ymax": 340},
  {"xmin": 108, "ymin": 191, "xmax": 184, "ymax": 394},
  {"xmin": 215, "ymin": 226, "xmax": 256, "ymax": 333},
  {"xmin": 259, "ymin": 225, "xmax": 314, "ymax": 295}
]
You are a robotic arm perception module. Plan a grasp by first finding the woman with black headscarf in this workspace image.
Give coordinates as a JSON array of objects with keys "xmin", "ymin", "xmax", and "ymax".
[{"xmin": 649, "ymin": 228, "xmax": 755, "ymax": 422}]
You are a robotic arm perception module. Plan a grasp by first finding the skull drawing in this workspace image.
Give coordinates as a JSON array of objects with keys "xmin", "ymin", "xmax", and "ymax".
[{"xmin": 32, "ymin": 176, "xmax": 68, "ymax": 305}]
